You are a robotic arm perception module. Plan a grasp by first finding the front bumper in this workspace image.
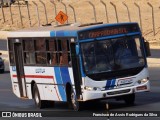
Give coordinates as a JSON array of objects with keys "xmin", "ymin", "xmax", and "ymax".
[{"xmin": 82, "ymin": 81, "xmax": 150, "ymax": 101}]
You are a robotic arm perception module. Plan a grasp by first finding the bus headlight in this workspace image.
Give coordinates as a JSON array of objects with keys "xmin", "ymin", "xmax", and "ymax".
[
  {"xmin": 137, "ymin": 78, "xmax": 149, "ymax": 84},
  {"xmin": 84, "ymin": 86, "xmax": 100, "ymax": 91}
]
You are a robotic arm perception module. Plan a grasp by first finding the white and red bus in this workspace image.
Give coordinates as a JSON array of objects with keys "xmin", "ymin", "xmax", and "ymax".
[{"xmin": 8, "ymin": 22, "xmax": 151, "ymax": 111}]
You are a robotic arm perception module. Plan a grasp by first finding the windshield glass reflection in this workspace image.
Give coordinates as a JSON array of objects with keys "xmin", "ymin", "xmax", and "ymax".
[{"xmin": 81, "ymin": 37, "xmax": 145, "ymax": 74}]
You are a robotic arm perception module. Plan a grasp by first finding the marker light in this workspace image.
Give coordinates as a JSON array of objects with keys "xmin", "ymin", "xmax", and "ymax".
[
  {"xmin": 84, "ymin": 86, "xmax": 100, "ymax": 91},
  {"xmin": 137, "ymin": 78, "xmax": 149, "ymax": 84}
]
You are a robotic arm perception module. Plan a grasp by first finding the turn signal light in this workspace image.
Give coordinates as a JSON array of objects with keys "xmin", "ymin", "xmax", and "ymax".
[{"xmin": 137, "ymin": 85, "xmax": 147, "ymax": 90}]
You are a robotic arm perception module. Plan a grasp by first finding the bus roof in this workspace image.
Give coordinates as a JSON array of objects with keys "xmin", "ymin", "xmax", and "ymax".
[{"xmin": 8, "ymin": 22, "xmax": 138, "ymax": 38}]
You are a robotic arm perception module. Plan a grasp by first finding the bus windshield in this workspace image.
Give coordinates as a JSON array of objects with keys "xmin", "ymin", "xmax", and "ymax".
[{"xmin": 81, "ymin": 36, "xmax": 145, "ymax": 75}]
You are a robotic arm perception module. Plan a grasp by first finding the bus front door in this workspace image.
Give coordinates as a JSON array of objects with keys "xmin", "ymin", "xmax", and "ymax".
[
  {"xmin": 70, "ymin": 43, "xmax": 82, "ymax": 99},
  {"xmin": 14, "ymin": 43, "xmax": 27, "ymax": 98}
]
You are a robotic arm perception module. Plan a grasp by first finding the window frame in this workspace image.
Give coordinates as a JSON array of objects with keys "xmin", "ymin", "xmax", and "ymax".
[
  {"xmin": 8, "ymin": 38, "xmax": 15, "ymax": 65},
  {"xmin": 22, "ymin": 37, "xmax": 72, "ymax": 67}
]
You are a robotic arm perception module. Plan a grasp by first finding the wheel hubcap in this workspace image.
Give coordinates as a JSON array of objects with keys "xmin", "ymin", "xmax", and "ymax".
[{"xmin": 35, "ymin": 92, "xmax": 39, "ymax": 104}]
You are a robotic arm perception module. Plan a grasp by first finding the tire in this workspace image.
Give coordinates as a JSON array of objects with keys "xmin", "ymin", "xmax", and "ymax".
[
  {"xmin": 45, "ymin": 101, "xmax": 55, "ymax": 108},
  {"xmin": 68, "ymin": 88, "xmax": 81, "ymax": 111},
  {"xmin": 123, "ymin": 93, "xmax": 135, "ymax": 105},
  {"xmin": 33, "ymin": 84, "xmax": 46, "ymax": 109}
]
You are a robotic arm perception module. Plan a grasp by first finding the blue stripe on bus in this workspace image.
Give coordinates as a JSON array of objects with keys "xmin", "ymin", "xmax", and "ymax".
[
  {"xmin": 56, "ymin": 31, "xmax": 64, "ymax": 36},
  {"xmin": 105, "ymin": 80, "xmax": 112, "ymax": 90},
  {"xmin": 54, "ymin": 67, "xmax": 66, "ymax": 101},
  {"xmin": 50, "ymin": 31, "xmax": 56, "ymax": 37},
  {"xmin": 64, "ymin": 31, "xmax": 77, "ymax": 37},
  {"xmin": 50, "ymin": 31, "xmax": 77, "ymax": 37},
  {"xmin": 105, "ymin": 79, "xmax": 116, "ymax": 90},
  {"xmin": 60, "ymin": 67, "xmax": 71, "ymax": 84},
  {"xmin": 111, "ymin": 79, "xmax": 116, "ymax": 89}
]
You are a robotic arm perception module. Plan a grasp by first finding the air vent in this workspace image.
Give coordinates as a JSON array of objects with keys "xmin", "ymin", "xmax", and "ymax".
[{"xmin": 107, "ymin": 89, "xmax": 130, "ymax": 95}]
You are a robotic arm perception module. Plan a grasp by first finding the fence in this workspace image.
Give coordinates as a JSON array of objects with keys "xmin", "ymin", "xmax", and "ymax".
[{"xmin": 0, "ymin": 0, "xmax": 160, "ymax": 45}]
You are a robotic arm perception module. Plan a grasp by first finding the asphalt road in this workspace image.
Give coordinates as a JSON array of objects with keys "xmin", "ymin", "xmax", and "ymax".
[{"xmin": 0, "ymin": 40, "xmax": 160, "ymax": 120}]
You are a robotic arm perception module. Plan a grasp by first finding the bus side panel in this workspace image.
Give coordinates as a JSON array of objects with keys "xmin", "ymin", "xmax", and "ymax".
[
  {"xmin": 41, "ymin": 85, "xmax": 62, "ymax": 101},
  {"xmin": 12, "ymin": 83, "xmax": 21, "ymax": 98},
  {"xmin": 53, "ymin": 67, "xmax": 72, "ymax": 102},
  {"xmin": 26, "ymin": 84, "xmax": 32, "ymax": 99},
  {"xmin": 10, "ymin": 66, "xmax": 21, "ymax": 98},
  {"xmin": 10, "ymin": 66, "xmax": 18, "ymax": 82},
  {"xmin": 23, "ymin": 66, "xmax": 74, "ymax": 101},
  {"xmin": 24, "ymin": 66, "xmax": 55, "ymax": 100}
]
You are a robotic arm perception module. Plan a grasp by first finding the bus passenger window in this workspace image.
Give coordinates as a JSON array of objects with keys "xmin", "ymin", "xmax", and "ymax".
[
  {"xmin": 24, "ymin": 52, "xmax": 30, "ymax": 64},
  {"xmin": 46, "ymin": 39, "xmax": 58, "ymax": 66},
  {"xmin": 8, "ymin": 40, "xmax": 13, "ymax": 51},
  {"xmin": 46, "ymin": 39, "xmax": 71, "ymax": 66},
  {"xmin": 23, "ymin": 40, "xmax": 34, "ymax": 51},
  {"xmin": 24, "ymin": 52, "xmax": 35, "ymax": 64},
  {"xmin": 23, "ymin": 39, "xmax": 35, "ymax": 65},
  {"xmin": 9, "ymin": 52, "xmax": 15, "ymax": 65},
  {"xmin": 49, "ymin": 40, "xmax": 57, "ymax": 51},
  {"xmin": 60, "ymin": 41, "xmax": 68, "ymax": 66},
  {"xmin": 47, "ymin": 53, "xmax": 58, "ymax": 65},
  {"xmin": 35, "ymin": 39, "xmax": 46, "ymax": 51},
  {"xmin": 60, "ymin": 53, "xmax": 68, "ymax": 65},
  {"xmin": 8, "ymin": 39, "xmax": 15, "ymax": 65},
  {"xmin": 36, "ymin": 53, "xmax": 47, "ymax": 64}
]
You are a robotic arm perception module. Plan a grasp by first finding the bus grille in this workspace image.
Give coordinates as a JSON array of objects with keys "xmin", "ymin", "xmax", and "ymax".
[{"xmin": 107, "ymin": 89, "xmax": 130, "ymax": 95}]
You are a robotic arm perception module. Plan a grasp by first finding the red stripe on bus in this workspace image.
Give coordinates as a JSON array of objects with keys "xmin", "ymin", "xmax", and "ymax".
[
  {"xmin": 12, "ymin": 75, "xmax": 18, "ymax": 78},
  {"xmin": 12, "ymin": 75, "xmax": 54, "ymax": 79},
  {"xmin": 12, "ymin": 74, "xmax": 60, "ymax": 101},
  {"xmin": 55, "ymin": 87, "xmax": 61, "ymax": 101}
]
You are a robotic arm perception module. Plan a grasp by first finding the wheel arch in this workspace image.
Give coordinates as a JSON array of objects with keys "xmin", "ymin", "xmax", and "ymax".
[
  {"xmin": 31, "ymin": 80, "xmax": 36, "ymax": 98},
  {"xmin": 66, "ymin": 82, "xmax": 72, "ymax": 102}
]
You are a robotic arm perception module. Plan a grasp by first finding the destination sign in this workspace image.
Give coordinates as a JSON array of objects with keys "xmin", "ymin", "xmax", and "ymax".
[{"xmin": 78, "ymin": 24, "xmax": 139, "ymax": 40}]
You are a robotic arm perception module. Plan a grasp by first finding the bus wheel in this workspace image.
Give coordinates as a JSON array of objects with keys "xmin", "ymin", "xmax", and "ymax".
[
  {"xmin": 68, "ymin": 89, "xmax": 80, "ymax": 111},
  {"xmin": 45, "ymin": 101, "xmax": 55, "ymax": 108},
  {"xmin": 123, "ymin": 93, "xmax": 135, "ymax": 105},
  {"xmin": 33, "ymin": 84, "xmax": 45, "ymax": 109}
]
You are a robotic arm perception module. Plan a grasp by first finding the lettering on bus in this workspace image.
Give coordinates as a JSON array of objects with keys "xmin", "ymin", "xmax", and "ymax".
[
  {"xmin": 35, "ymin": 68, "xmax": 45, "ymax": 73},
  {"xmin": 78, "ymin": 24, "xmax": 139, "ymax": 40},
  {"xmin": 88, "ymin": 28, "xmax": 128, "ymax": 38}
]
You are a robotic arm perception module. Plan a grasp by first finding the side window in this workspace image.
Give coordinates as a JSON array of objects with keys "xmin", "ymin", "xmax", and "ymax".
[
  {"xmin": 35, "ymin": 38, "xmax": 47, "ymax": 65},
  {"xmin": 23, "ymin": 39, "xmax": 34, "ymax": 51},
  {"xmin": 59, "ymin": 39, "xmax": 71, "ymax": 66},
  {"xmin": 35, "ymin": 52, "xmax": 46, "ymax": 64},
  {"xmin": 46, "ymin": 39, "xmax": 58, "ymax": 65},
  {"xmin": 8, "ymin": 39, "xmax": 14, "ymax": 51},
  {"xmin": 8, "ymin": 39, "xmax": 15, "ymax": 65},
  {"xmin": 135, "ymin": 38, "xmax": 142, "ymax": 57},
  {"xmin": 60, "ymin": 40, "xmax": 67, "ymax": 65},
  {"xmin": 23, "ymin": 39, "xmax": 35, "ymax": 65},
  {"xmin": 47, "ymin": 39, "xmax": 71, "ymax": 66},
  {"xmin": 35, "ymin": 38, "xmax": 46, "ymax": 51}
]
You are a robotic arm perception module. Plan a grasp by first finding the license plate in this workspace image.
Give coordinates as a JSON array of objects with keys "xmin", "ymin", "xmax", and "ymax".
[{"xmin": 118, "ymin": 78, "xmax": 133, "ymax": 85}]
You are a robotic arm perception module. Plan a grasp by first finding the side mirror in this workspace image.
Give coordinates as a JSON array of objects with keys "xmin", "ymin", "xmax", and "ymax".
[{"xmin": 144, "ymin": 41, "xmax": 151, "ymax": 57}]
